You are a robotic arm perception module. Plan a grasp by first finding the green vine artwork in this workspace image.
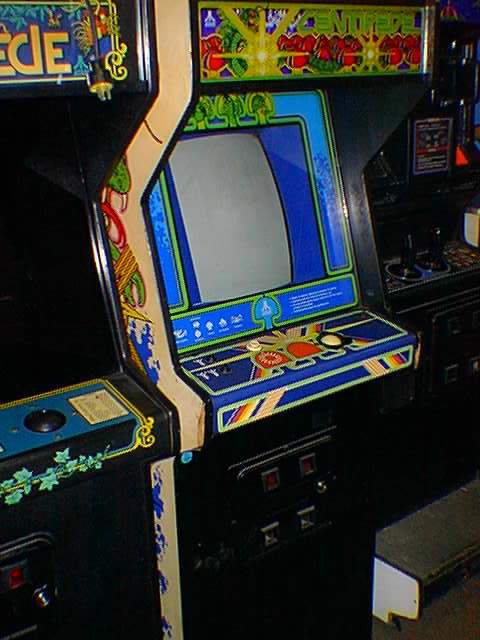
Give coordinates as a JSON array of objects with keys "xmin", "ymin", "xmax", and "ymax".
[
  {"xmin": 215, "ymin": 94, "xmax": 246, "ymax": 127},
  {"xmin": 0, "ymin": 446, "xmax": 111, "ymax": 506},
  {"xmin": 188, "ymin": 96, "xmax": 217, "ymax": 130},
  {"xmin": 185, "ymin": 92, "xmax": 276, "ymax": 132},
  {"xmin": 245, "ymin": 93, "xmax": 275, "ymax": 125}
]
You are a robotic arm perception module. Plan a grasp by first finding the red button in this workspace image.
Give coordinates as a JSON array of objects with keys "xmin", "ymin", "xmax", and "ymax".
[
  {"xmin": 255, "ymin": 351, "xmax": 290, "ymax": 369},
  {"xmin": 262, "ymin": 468, "xmax": 280, "ymax": 492},
  {"xmin": 300, "ymin": 454, "xmax": 316, "ymax": 478},
  {"xmin": 9, "ymin": 567, "xmax": 25, "ymax": 590}
]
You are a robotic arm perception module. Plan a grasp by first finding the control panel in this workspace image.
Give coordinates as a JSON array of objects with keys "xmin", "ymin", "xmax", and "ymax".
[
  {"xmin": 180, "ymin": 310, "xmax": 416, "ymax": 433},
  {"xmin": 0, "ymin": 380, "xmax": 139, "ymax": 461},
  {"xmin": 385, "ymin": 236, "xmax": 480, "ymax": 293}
]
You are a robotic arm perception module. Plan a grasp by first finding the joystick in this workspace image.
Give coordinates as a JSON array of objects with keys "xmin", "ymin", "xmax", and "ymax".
[
  {"xmin": 417, "ymin": 227, "xmax": 449, "ymax": 272},
  {"xmin": 386, "ymin": 233, "xmax": 422, "ymax": 282},
  {"xmin": 24, "ymin": 409, "xmax": 66, "ymax": 433}
]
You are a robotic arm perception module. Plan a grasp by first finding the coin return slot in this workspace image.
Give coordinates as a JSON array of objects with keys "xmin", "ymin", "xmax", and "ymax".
[
  {"xmin": 444, "ymin": 363, "xmax": 460, "ymax": 385},
  {"xmin": 261, "ymin": 522, "xmax": 280, "ymax": 548},
  {"xmin": 298, "ymin": 507, "xmax": 316, "ymax": 531}
]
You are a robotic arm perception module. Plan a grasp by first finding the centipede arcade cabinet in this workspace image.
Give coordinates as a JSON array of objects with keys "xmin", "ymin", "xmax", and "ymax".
[
  {"xmin": 95, "ymin": 2, "xmax": 434, "ymax": 638},
  {"xmin": 0, "ymin": 1, "xmax": 175, "ymax": 638}
]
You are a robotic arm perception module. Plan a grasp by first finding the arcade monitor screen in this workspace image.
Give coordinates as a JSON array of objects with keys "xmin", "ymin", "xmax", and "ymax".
[{"xmin": 169, "ymin": 132, "xmax": 292, "ymax": 303}]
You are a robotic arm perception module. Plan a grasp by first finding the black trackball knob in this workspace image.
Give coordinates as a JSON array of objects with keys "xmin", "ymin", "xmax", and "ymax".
[{"xmin": 24, "ymin": 409, "xmax": 66, "ymax": 433}]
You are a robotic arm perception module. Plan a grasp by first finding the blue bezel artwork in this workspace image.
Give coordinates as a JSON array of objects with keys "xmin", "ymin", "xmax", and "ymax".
[{"xmin": 147, "ymin": 91, "xmax": 357, "ymax": 353}]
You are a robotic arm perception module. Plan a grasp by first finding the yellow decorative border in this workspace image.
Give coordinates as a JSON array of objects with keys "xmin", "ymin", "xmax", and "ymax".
[{"xmin": 0, "ymin": 379, "xmax": 156, "ymax": 505}]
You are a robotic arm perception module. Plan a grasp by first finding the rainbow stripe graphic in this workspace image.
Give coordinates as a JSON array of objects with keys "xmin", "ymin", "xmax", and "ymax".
[
  {"xmin": 226, "ymin": 388, "xmax": 287, "ymax": 427},
  {"xmin": 364, "ymin": 351, "xmax": 409, "ymax": 377}
]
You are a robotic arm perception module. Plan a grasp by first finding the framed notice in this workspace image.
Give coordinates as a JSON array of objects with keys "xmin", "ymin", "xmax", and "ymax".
[{"xmin": 413, "ymin": 117, "xmax": 453, "ymax": 175}]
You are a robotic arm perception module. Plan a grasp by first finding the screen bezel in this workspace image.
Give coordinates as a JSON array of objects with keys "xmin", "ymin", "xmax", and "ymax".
[{"xmin": 143, "ymin": 91, "xmax": 358, "ymax": 353}]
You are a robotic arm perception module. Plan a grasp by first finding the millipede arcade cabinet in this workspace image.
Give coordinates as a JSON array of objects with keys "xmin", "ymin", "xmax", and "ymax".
[{"xmin": 0, "ymin": 1, "xmax": 174, "ymax": 638}]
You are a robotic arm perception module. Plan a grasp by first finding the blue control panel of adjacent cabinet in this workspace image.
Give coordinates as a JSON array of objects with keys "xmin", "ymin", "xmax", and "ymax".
[{"xmin": 0, "ymin": 381, "xmax": 138, "ymax": 461}]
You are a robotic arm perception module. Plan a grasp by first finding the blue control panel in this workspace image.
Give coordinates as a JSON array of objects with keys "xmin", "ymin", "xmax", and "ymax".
[
  {"xmin": 0, "ymin": 381, "xmax": 138, "ymax": 461},
  {"xmin": 179, "ymin": 310, "xmax": 416, "ymax": 433}
]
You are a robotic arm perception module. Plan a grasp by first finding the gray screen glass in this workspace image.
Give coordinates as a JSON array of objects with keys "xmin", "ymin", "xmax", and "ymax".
[{"xmin": 169, "ymin": 133, "xmax": 291, "ymax": 304}]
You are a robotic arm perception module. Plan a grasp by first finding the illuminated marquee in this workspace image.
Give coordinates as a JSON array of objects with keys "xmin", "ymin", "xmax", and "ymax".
[
  {"xmin": 198, "ymin": 3, "xmax": 427, "ymax": 81},
  {"xmin": 0, "ymin": 0, "xmax": 128, "ymax": 86},
  {"xmin": 309, "ymin": 8, "xmax": 420, "ymax": 35},
  {"xmin": 0, "ymin": 25, "xmax": 72, "ymax": 76}
]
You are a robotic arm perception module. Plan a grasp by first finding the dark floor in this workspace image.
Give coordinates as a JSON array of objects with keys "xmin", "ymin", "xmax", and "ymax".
[{"xmin": 372, "ymin": 574, "xmax": 480, "ymax": 640}]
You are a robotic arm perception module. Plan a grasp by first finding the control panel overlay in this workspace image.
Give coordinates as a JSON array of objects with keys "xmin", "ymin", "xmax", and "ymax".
[{"xmin": 180, "ymin": 310, "xmax": 415, "ymax": 432}]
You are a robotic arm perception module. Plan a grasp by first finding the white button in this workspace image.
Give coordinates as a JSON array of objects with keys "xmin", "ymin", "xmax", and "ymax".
[
  {"xmin": 246, "ymin": 340, "xmax": 262, "ymax": 352},
  {"xmin": 319, "ymin": 333, "xmax": 343, "ymax": 348}
]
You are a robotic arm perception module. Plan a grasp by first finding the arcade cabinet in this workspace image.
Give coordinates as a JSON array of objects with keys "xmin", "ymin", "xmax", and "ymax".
[
  {"xmin": 365, "ymin": 18, "xmax": 480, "ymax": 623},
  {"xmin": 92, "ymin": 2, "xmax": 435, "ymax": 637},
  {"xmin": 0, "ymin": 1, "xmax": 174, "ymax": 638}
]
